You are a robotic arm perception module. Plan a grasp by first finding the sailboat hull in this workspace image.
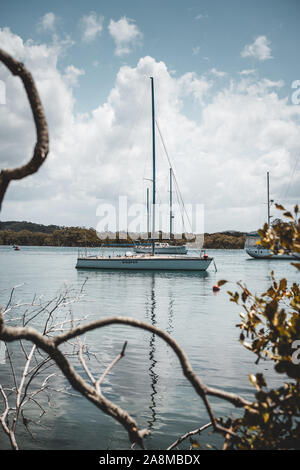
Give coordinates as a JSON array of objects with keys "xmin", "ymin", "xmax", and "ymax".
[
  {"xmin": 76, "ymin": 256, "xmax": 212, "ymax": 271},
  {"xmin": 245, "ymin": 247, "xmax": 299, "ymax": 260}
]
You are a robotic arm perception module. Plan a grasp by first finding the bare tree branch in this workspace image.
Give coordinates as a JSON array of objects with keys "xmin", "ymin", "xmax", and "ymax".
[
  {"xmin": 0, "ymin": 310, "xmax": 251, "ymax": 448},
  {"xmin": 77, "ymin": 339, "xmax": 97, "ymax": 386},
  {"xmin": 12, "ymin": 345, "xmax": 36, "ymax": 434},
  {"xmin": 167, "ymin": 422, "xmax": 213, "ymax": 450},
  {"xmin": 96, "ymin": 341, "xmax": 127, "ymax": 393},
  {"xmin": 0, "ymin": 384, "xmax": 19, "ymax": 449},
  {"xmin": 0, "ymin": 48, "xmax": 49, "ymax": 210},
  {"xmin": 0, "ymin": 311, "xmax": 150, "ymax": 448},
  {"xmin": 53, "ymin": 316, "xmax": 251, "ymax": 409}
]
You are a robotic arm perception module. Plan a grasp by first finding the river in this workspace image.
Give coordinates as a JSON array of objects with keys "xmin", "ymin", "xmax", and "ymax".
[{"xmin": 0, "ymin": 246, "xmax": 298, "ymax": 450}]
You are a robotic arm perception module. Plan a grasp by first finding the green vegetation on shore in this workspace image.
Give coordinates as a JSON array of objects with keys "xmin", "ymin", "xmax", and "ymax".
[
  {"xmin": 203, "ymin": 231, "xmax": 245, "ymax": 249},
  {"xmin": 0, "ymin": 221, "xmax": 246, "ymax": 249}
]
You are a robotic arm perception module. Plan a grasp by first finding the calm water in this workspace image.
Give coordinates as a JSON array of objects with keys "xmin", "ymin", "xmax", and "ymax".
[{"xmin": 0, "ymin": 246, "xmax": 298, "ymax": 450}]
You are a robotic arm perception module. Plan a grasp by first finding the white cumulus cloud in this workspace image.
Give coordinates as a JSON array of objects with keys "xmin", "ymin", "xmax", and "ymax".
[
  {"xmin": 80, "ymin": 12, "xmax": 104, "ymax": 43},
  {"xmin": 63, "ymin": 65, "xmax": 85, "ymax": 87},
  {"xmin": 37, "ymin": 12, "xmax": 57, "ymax": 33},
  {"xmin": 239, "ymin": 69, "xmax": 257, "ymax": 76},
  {"xmin": 241, "ymin": 35, "xmax": 273, "ymax": 61},
  {"xmin": 210, "ymin": 68, "xmax": 227, "ymax": 78},
  {"xmin": 108, "ymin": 17, "xmax": 142, "ymax": 56},
  {"xmin": 0, "ymin": 29, "xmax": 300, "ymax": 233}
]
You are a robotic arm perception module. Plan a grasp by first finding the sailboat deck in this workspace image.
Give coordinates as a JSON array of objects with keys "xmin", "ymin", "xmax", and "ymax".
[{"xmin": 78, "ymin": 254, "xmax": 211, "ymax": 261}]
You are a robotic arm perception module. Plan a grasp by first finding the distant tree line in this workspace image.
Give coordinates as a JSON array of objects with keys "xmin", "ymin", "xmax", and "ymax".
[
  {"xmin": 0, "ymin": 221, "xmax": 246, "ymax": 248},
  {"xmin": 203, "ymin": 231, "xmax": 246, "ymax": 249},
  {"xmin": 0, "ymin": 220, "xmax": 60, "ymax": 233}
]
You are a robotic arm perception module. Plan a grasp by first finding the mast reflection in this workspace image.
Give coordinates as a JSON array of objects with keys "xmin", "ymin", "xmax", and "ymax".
[
  {"xmin": 146, "ymin": 274, "xmax": 158, "ymax": 430},
  {"xmin": 145, "ymin": 273, "xmax": 175, "ymax": 430}
]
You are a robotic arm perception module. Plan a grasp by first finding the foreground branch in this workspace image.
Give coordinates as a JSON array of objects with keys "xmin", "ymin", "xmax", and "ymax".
[
  {"xmin": 0, "ymin": 48, "xmax": 49, "ymax": 209},
  {"xmin": 0, "ymin": 311, "xmax": 252, "ymax": 448}
]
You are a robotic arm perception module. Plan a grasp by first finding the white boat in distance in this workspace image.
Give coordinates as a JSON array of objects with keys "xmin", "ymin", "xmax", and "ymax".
[
  {"xmin": 245, "ymin": 232, "xmax": 300, "ymax": 260},
  {"xmin": 76, "ymin": 78, "xmax": 212, "ymax": 271},
  {"xmin": 134, "ymin": 168, "xmax": 188, "ymax": 255},
  {"xmin": 134, "ymin": 243, "xmax": 188, "ymax": 255},
  {"xmin": 245, "ymin": 232, "xmax": 300, "ymax": 259},
  {"xmin": 245, "ymin": 172, "xmax": 299, "ymax": 260}
]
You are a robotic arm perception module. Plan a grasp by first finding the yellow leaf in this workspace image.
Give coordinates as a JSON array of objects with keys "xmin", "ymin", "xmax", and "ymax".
[
  {"xmin": 192, "ymin": 442, "xmax": 201, "ymax": 448},
  {"xmin": 262, "ymin": 413, "xmax": 270, "ymax": 423},
  {"xmin": 249, "ymin": 374, "xmax": 257, "ymax": 388}
]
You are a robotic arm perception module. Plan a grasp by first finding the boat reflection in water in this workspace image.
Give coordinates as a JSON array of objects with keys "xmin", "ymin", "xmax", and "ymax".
[
  {"xmin": 145, "ymin": 275, "xmax": 159, "ymax": 430},
  {"xmin": 76, "ymin": 269, "xmax": 208, "ymax": 433}
]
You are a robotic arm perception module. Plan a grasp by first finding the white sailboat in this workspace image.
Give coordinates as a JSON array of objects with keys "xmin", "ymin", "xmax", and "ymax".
[
  {"xmin": 76, "ymin": 253, "xmax": 212, "ymax": 270},
  {"xmin": 76, "ymin": 78, "xmax": 212, "ymax": 271},
  {"xmin": 245, "ymin": 172, "xmax": 299, "ymax": 260}
]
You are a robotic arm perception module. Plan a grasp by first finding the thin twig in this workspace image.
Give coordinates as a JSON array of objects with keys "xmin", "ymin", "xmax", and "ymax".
[
  {"xmin": 96, "ymin": 341, "xmax": 128, "ymax": 393},
  {"xmin": 167, "ymin": 422, "xmax": 213, "ymax": 450},
  {"xmin": 0, "ymin": 385, "xmax": 18, "ymax": 450},
  {"xmin": 77, "ymin": 340, "xmax": 96, "ymax": 386}
]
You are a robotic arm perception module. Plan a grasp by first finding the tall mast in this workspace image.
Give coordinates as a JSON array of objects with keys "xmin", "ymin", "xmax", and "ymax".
[
  {"xmin": 147, "ymin": 187, "xmax": 150, "ymax": 238},
  {"xmin": 169, "ymin": 167, "xmax": 173, "ymax": 242},
  {"xmin": 150, "ymin": 77, "xmax": 156, "ymax": 255},
  {"xmin": 267, "ymin": 171, "xmax": 270, "ymax": 226}
]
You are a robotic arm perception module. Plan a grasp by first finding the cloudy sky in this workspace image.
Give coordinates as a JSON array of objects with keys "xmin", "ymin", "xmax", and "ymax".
[{"xmin": 0, "ymin": 0, "xmax": 300, "ymax": 233}]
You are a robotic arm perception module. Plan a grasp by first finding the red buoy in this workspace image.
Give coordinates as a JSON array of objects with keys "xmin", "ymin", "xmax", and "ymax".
[{"xmin": 212, "ymin": 285, "xmax": 220, "ymax": 292}]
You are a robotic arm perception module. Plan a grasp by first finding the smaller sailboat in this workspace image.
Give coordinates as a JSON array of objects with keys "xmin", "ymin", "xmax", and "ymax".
[
  {"xmin": 245, "ymin": 172, "xmax": 299, "ymax": 260},
  {"xmin": 134, "ymin": 244, "xmax": 187, "ymax": 254},
  {"xmin": 134, "ymin": 168, "xmax": 187, "ymax": 254}
]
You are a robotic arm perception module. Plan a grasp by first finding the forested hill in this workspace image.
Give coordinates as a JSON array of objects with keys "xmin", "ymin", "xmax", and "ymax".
[
  {"xmin": 0, "ymin": 220, "xmax": 61, "ymax": 233},
  {"xmin": 0, "ymin": 221, "xmax": 246, "ymax": 249}
]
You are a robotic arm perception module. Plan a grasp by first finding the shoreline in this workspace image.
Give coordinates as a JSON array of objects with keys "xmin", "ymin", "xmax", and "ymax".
[{"xmin": 0, "ymin": 221, "xmax": 246, "ymax": 250}]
